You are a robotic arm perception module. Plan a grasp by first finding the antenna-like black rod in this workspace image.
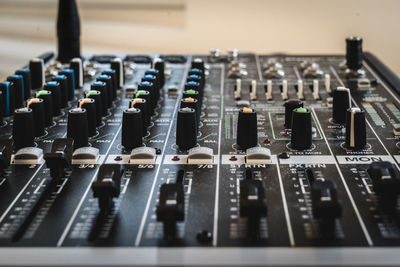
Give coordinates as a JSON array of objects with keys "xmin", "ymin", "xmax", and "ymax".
[{"xmin": 57, "ymin": 0, "xmax": 81, "ymax": 63}]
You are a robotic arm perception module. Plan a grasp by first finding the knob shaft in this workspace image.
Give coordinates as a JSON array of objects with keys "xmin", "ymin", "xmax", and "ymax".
[
  {"xmin": 291, "ymin": 107, "xmax": 312, "ymax": 150},
  {"xmin": 284, "ymin": 100, "xmax": 303, "ymax": 128},
  {"xmin": 332, "ymin": 87, "xmax": 351, "ymax": 124},
  {"xmin": 237, "ymin": 107, "xmax": 258, "ymax": 150},
  {"xmin": 122, "ymin": 108, "xmax": 143, "ymax": 149},
  {"xmin": 345, "ymin": 107, "xmax": 366, "ymax": 149},
  {"xmin": 67, "ymin": 108, "xmax": 88, "ymax": 149},
  {"xmin": 176, "ymin": 107, "xmax": 197, "ymax": 150},
  {"xmin": 13, "ymin": 108, "xmax": 35, "ymax": 149}
]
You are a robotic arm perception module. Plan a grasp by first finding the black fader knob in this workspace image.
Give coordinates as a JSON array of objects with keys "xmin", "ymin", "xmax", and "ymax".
[
  {"xmin": 368, "ymin": 161, "xmax": 400, "ymax": 214},
  {"xmin": 176, "ymin": 107, "xmax": 197, "ymax": 150},
  {"xmin": 237, "ymin": 107, "xmax": 258, "ymax": 150},
  {"xmin": 44, "ymin": 81, "xmax": 62, "ymax": 116},
  {"xmin": 240, "ymin": 169, "xmax": 268, "ymax": 239},
  {"xmin": 346, "ymin": 36, "xmax": 363, "ymax": 71},
  {"xmin": 345, "ymin": 107, "xmax": 366, "ymax": 150},
  {"xmin": 332, "ymin": 87, "xmax": 351, "ymax": 124},
  {"xmin": 27, "ymin": 98, "xmax": 45, "ymax": 137},
  {"xmin": 29, "ymin": 58, "xmax": 45, "ymax": 90},
  {"xmin": 78, "ymin": 99, "xmax": 97, "ymax": 137},
  {"xmin": 15, "ymin": 69, "xmax": 32, "ymax": 100},
  {"xmin": 121, "ymin": 108, "xmax": 143, "ymax": 150},
  {"xmin": 13, "ymin": 108, "xmax": 35, "ymax": 150},
  {"xmin": 36, "ymin": 90, "xmax": 54, "ymax": 127},
  {"xmin": 67, "ymin": 107, "xmax": 88, "ymax": 149},
  {"xmin": 284, "ymin": 99, "xmax": 303, "ymax": 128},
  {"xmin": 291, "ymin": 107, "xmax": 312, "ymax": 150},
  {"xmin": 311, "ymin": 179, "xmax": 342, "ymax": 238},
  {"xmin": 7, "ymin": 75, "xmax": 24, "ymax": 109}
]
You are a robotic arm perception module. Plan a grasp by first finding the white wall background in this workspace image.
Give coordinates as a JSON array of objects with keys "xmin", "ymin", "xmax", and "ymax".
[{"xmin": 0, "ymin": 0, "xmax": 399, "ymax": 79}]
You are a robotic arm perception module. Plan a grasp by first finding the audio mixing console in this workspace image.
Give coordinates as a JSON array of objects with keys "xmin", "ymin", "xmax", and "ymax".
[{"xmin": 2, "ymin": 1, "xmax": 400, "ymax": 266}]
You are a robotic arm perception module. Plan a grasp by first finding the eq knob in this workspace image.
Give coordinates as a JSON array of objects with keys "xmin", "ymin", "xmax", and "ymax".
[
  {"xmin": 122, "ymin": 108, "xmax": 143, "ymax": 150},
  {"xmin": 345, "ymin": 107, "xmax": 366, "ymax": 150},
  {"xmin": 332, "ymin": 87, "xmax": 351, "ymax": 124},
  {"xmin": 67, "ymin": 107, "xmax": 88, "ymax": 149},
  {"xmin": 236, "ymin": 107, "xmax": 258, "ymax": 150},
  {"xmin": 27, "ymin": 98, "xmax": 45, "ymax": 137},
  {"xmin": 12, "ymin": 108, "xmax": 35, "ymax": 150},
  {"xmin": 291, "ymin": 107, "xmax": 312, "ymax": 150},
  {"xmin": 176, "ymin": 107, "xmax": 197, "ymax": 150},
  {"xmin": 284, "ymin": 100, "xmax": 303, "ymax": 128}
]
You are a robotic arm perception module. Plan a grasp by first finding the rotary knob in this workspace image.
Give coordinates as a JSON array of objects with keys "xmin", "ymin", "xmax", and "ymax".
[
  {"xmin": 13, "ymin": 108, "xmax": 35, "ymax": 149},
  {"xmin": 284, "ymin": 100, "xmax": 303, "ymax": 128},
  {"xmin": 78, "ymin": 99, "xmax": 97, "ymax": 137},
  {"xmin": 332, "ymin": 87, "xmax": 351, "ymax": 124},
  {"xmin": 122, "ymin": 108, "xmax": 143, "ymax": 150},
  {"xmin": 35, "ymin": 90, "xmax": 54, "ymax": 127},
  {"xmin": 27, "ymin": 98, "xmax": 45, "ymax": 137},
  {"xmin": 236, "ymin": 107, "xmax": 258, "ymax": 150},
  {"xmin": 176, "ymin": 107, "xmax": 197, "ymax": 150},
  {"xmin": 291, "ymin": 107, "xmax": 312, "ymax": 150},
  {"xmin": 67, "ymin": 107, "xmax": 88, "ymax": 149},
  {"xmin": 345, "ymin": 107, "xmax": 366, "ymax": 150}
]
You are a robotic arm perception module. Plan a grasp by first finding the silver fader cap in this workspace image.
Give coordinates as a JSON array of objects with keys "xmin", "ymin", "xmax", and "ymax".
[
  {"xmin": 130, "ymin": 147, "xmax": 156, "ymax": 164},
  {"xmin": 245, "ymin": 147, "xmax": 271, "ymax": 164},
  {"xmin": 13, "ymin": 147, "xmax": 43, "ymax": 164},
  {"xmin": 187, "ymin": 147, "xmax": 213, "ymax": 164},
  {"xmin": 72, "ymin": 147, "xmax": 99, "ymax": 164}
]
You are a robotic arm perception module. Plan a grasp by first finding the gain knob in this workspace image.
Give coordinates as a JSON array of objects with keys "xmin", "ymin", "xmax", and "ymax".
[
  {"xmin": 291, "ymin": 107, "xmax": 312, "ymax": 150},
  {"xmin": 122, "ymin": 108, "xmax": 143, "ymax": 150},
  {"xmin": 237, "ymin": 107, "xmax": 258, "ymax": 150},
  {"xmin": 13, "ymin": 108, "xmax": 35, "ymax": 150},
  {"xmin": 284, "ymin": 100, "xmax": 303, "ymax": 128},
  {"xmin": 345, "ymin": 107, "xmax": 366, "ymax": 150},
  {"xmin": 176, "ymin": 107, "xmax": 197, "ymax": 150},
  {"xmin": 332, "ymin": 87, "xmax": 351, "ymax": 124},
  {"xmin": 67, "ymin": 107, "xmax": 88, "ymax": 149}
]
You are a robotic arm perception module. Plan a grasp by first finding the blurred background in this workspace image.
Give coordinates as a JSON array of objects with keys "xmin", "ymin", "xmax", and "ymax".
[{"xmin": 0, "ymin": 0, "xmax": 399, "ymax": 79}]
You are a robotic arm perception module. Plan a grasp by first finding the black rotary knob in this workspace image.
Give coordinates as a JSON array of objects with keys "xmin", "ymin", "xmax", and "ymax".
[
  {"xmin": 35, "ymin": 90, "xmax": 54, "ymax": 127},
  {"xmin": 70, "ymin": 58, "xmax": 83, "ymax": 89},
  {"xmin": 185, "ymin": 81, "xmax": 202, "ymax": 98},
  {"xmin": 284, "ymin": 100, "xmax": 303, "ymax": 128},
  {"xmin": 67, "ymin": 107, "xmax": 88, "ymax": 149},
  {"xmin": 191, "ymin": 58, "xmax": 205, "ymax": 73},
  {"xmin": 29, "ymin": 58, "xmax": 44, "ymax": 90},
  {"xmin": 176, "ymin": 107, "xmax": 197, "ymax": 150},
  {"xmin": 153, "ymin": 58, "xmax": 165, "ymax": 86},
  {"xmin": 102, "ymin": 69, "xmax": 117, "ymax": 100},
  {"xmin": 122, "ymin": 108, "xmax": 143, "ymax": 150},
  {"xmin": 345, "ymin": 107, "xmax": 366, "ymax": 150},
  {"xmin": 111, "ymin": 58, "xmax": 124, "ymax": 88},
  {"xmin": 7, "ymin": 75, "xmax": 24, "ymax": 109},
  {"xmin": 78, "ymin": 99, "xmax": 97, "ymax": 137},
  {"xmin": 346, "ymin": 36, "xmax": 363, "ymax": 71},
  {"xmin": 332, "ymin": 87, "xmax": 351, "ymax": 124},
  {"xmin": 97, "ymin": 75, "xmax": 113, "ymax": 108},
  {"xmin": 145, "ymin": 69, "xmax": 161, "ymax": 89},
  {"xmin": 180, "ymin": 97, "xmax": 200, "ymax": 129},
  {"xmin": 291, "ymin": 107, "xmax": 312, "ymax": 150},
  {"xmin": 135, "ymin": 90, "xmax": 152, "ymax": 115},
  {"xmin": 138, "ymin": 81, "xmax": 156, "ymax": 110},
  {"xmin": 237, "ymin": 107, "xmax": 258, "ymax": 150},
  {"xmin": 85, "ymin": 90, "xmax": 103, "ymax": 126},
  {"xmin": 142, "ymin": 74, "xmax": 160, "ymax": 102},
  {"xmin": 44, "ymin": 81, "xmax": 62, "ymax": 116},
  {"xmin": 189, "ymin": 68, "xmax": 205, "ymax": 88},
  {"xmin": 54, "ymin": 74, "xmax": 69, "ymax": 108},
  {"xmin": 13, "ymin": 108, "xmax": 35, "ymax": 149},
  {"xmin": 129, "ymin": 98, "xmax": 150, "ymax": 132},
  {"xmin": 187, "ymin": 74, "xmax": 203, "ymax": 90},
  {"xmin": 59, "ymin": 69, "xmax": 75, "ymax": 100},
  {"xmin": 27, "ymin": 98, "xmax": 45, "ymax": 137},
  {"xmin": 91, "ymin": 81, "xmax": 108, "ymax": 115},
  {"xmin": 15, "ymin": 69, "xmax": 32, "ymax": 100}
]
